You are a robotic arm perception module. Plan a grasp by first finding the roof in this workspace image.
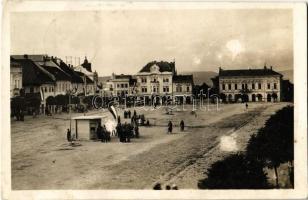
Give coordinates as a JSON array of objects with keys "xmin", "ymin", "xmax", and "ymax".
[
  {"xmin": 139, "ymin": 61, "xmax": 175, "ymax": 73},
  {"xmin": 12, "ymin": 58, "xmax": 55, "ymax": 86},
  {"xmin": 72, "ymin": 115, "xmax": 105, "ymax": 120},
  {"xmin": 115, "ymin": 74, "xmax": 132, "ymax": 79},
  {"xmin": 173, "ymin": 75, "xmax": 194, "ymax": 83},
  {"xmin": 56, "ymin": 61, "xmax": 84, "ymax": 83},
  {"xmin": 219, "ymin": 67, "xmax": 282, "ymax": 77},
  {"xmin": 40, "ymin": 65, "xmax": 72, "ymax": 81},
  {"xmin": 75, "ymin": 71, "xmax": 94, "ymax": 84},
  {"xmin": 11, "ymin": 54, "xmax": 47, "ymax": 62}
]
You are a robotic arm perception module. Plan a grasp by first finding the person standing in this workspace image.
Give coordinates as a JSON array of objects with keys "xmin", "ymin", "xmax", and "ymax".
[
  {"xmin": 117, "ymin": 116, "xmax": 121, "ymax": 124},
  {"xmin": 66, "ymin": 129, "xmax": 71, "ymax": 142},
  {"xmin": 133, "ymin": 110, "xmax": 137, "ymax": 118},
  {"xmin": 180, "ymin": 120, "xmax": 185, "ymax": 132},
  {"xmin": 128, "ymin": 110, "xmax": 131, "ymax": 118},
  {"xmin": 245, "ymin": 102, "xmax": 248, "ymax": 110},
  {"xmin": 168, "ymin": 121, "xmax": 173, "ymax": 134},
  {"xmin": 134, "ymin": 125, "xmax": 139, "ymax": 138}
]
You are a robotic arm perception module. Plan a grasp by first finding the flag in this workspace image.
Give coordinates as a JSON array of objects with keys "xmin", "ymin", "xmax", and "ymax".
[
  {"xmin": 40, "ymin": 87, "xmax": 44, "ymax": 101},
  {"xmin": 108, "ymin": 104, "xmax": 118, "ymax": 120}
]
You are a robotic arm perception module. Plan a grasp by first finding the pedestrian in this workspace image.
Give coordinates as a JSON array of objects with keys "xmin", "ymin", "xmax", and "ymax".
[
  {"xmin": 102, "ymin": 125, "xmax": 108, "ymax": 143},
  {"xmin": 117, "ymin": 116, "xmax": 121, "ymax": 124},
  {"xmin": 171, "ymin": 184, "xmax": 178, "ymax": 190},
  {"xmin": 96, "ymin": 124, "xmax": 102, "ymax": 140},
  {"xmin": 134, "ymin": 110, "xmax": 137, "ymax": 117},
  {"xmin": 128, "ymin": 110, "xmax": 131, "ymax": 118},
  {"xmin": 134, "ymin": 125, "xmax": 139, "ymax": 138},
  {"xmin": 116, "ymin": 123, "xmax": 122, "ymax": 142},
  {"xmin": 180, "ymin": 120, "xmax": 185, "ymax": 132},
  {"xmin": 146, "ymin": 119, "xmax": 150, "ymax": 126},
  {"xmin": 245, "ymin": 102, "xmax": 248, "ymax": 109},
  {"xmin": 66, "ymin": 129, "xmax": 71, "ymax": 142},
  {"xmin": 168, "ymin": 121, "xmax": 173, "ymax": 134},
  {"xmin": 153, "ymin": 183, "xmax": 162, "ymax": 190},
  {"xmin": 165, "ymin": 185, "xmax": 171, "ymax": 190}
]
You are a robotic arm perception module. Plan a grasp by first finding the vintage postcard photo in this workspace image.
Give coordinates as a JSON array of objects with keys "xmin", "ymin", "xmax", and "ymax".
[{"xmin": 1, "ymin": 1, "xmax": 307, "ymax": 199}]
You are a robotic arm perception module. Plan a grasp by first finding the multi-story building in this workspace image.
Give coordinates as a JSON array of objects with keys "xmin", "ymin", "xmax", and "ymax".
[
  {"xmin": 10, "ymin": 58, "xmax": 23, "ymax": 97},
  {"xmin": 11, "ymin": 56, "xmax": 56, "ymax": 114},
  {"xmin": 172, "ymin": 75, "xmax": 194, "ymax": 103},
  {"xmin": 36, "ymin": 56, "xmax": 72, "ymax": 96},
  {"xmin": 213, "ymin": 66, "xmax": 283, "ymax": 102},
  {"xmin": 136, "ymin": 61, "xmax": 175, "ymax": 96},
  {"xmin": 105, "ymin": 73, "xmax": 137, "ymax": 96}
]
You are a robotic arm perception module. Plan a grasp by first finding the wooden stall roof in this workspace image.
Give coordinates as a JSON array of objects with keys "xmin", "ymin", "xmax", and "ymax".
[{"xmin": 72, "ymin": 115, "xmax": 106, "ymax": 120}]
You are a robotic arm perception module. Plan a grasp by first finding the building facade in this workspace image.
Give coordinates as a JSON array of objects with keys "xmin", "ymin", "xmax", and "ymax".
[
  {"xmin": 10, "ymin": 59, "xmax": 23, "ymax": 97},
  {"xmin": 215, "ymin": 66, "xmax": 283, "ymax": 102},
  {"xmin": 105, "ymin": 73, "xmax": 137, "ymax": 96},
  {"xmin": 136, "ymin": 61, "xmax": 175, "ymax": 96}
]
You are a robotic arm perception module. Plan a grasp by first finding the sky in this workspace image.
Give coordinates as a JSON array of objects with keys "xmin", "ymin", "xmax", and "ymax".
[{"xmin": 11, "ymin": 9, "xmax": 293, "ymax": 76}]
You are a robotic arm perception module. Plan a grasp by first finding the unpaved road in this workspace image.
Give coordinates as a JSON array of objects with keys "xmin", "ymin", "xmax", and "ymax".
[{"xmin": 11, "ymin": 103, "xmax": 290, "ymax": 189}]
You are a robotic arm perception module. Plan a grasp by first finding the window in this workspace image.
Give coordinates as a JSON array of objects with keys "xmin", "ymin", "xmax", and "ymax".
[
  {"xmin": 267, "ymin": 83, "xmax": 270, "ymax": 89},
  {"xmin": 228, "ymin": 84, "xmax": 231, "ymax": 90},
  {"xmin": 163, "ymin": 86, "xmax": 169, "ymax": 93},
  {"xmin": 125, "ymin": 84, "xmax": 128, "ymax": 88},
  {"xmin": 141, "ymin": 77, "xmax": 147, "ymax": 83},
  {"xmin": 163, "ymin": 78, "xmax": 169, "ymax": 82},
  {"xmin": 117, "ymin": 84, "xmax": 120, "ymax": 88},
  {"xmin": 258, "ymin": 83, "xmax": 262, "ymax": 89},
  {"xmin": 235, "ymin": 84, "xmax": 237, "ymax": 90},
  {"xmin": 187, "ymin": 86, "xmax": 190, "ymax": 92},
  {"xmin": 51, "ymin": 87, "xmax": 54, "ymax": 92},
  {"xmin": 176, "ymin": 85, "xmax": 182, "ymax": 92},
  {"xmin": 44, "ymin": 87, "xmax": 47, "ymax": 92},
  {"xmin": 274, "ymin": 83, "xmax": 277, "ymax": 89},
  {"xmin": 222, "ymin": 84, "xmax": 225, "ymax": 90},
  {"xmin": 142, "ymin": 87, "xmax": 147, "ymax": 93},
  {"xmin": 121, "ymin": 84, "xmax": 124, "ymax": 88},
  {"xmin": 242, "ymin": 84, "xmax": 245, "ymax": 89},
  {"xmin": 245, "ymin": 84, "xmax": 248, "ymax": 89},
  {"xmin": 30, "ymin": 87, "xmax": 34, "ymax": 93},
  {"xmin": 252, "ymin": 83, "xmax": 255, "ymax": 90}
]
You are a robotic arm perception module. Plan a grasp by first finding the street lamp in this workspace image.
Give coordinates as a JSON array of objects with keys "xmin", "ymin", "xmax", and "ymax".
[{"xmin": 67, "ymin": 86, "xmax": 77, "ymax": 130}]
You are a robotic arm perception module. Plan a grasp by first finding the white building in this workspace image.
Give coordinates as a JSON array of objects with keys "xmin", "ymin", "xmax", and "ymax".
[
  {"xmin": 136, "ymin": 61, "xmax": 175, "ymax": 96},
  {"xmin": 105, "ymin": 73, "xmax": 137, "ymax": 96},
  {"xmin": 215, "ymin": 66, "xmax": 283, "ymax": 102}
]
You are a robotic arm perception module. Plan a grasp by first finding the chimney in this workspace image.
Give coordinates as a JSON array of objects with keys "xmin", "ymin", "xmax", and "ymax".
[
  {"xmin": 112, "ymin": 73, "xmax": 115, "ymax": 80},
  {"xmin": 24, "ymin": 54, "xmax": 28, "ymax": 59},
  {"xmin": 270, "ymin": 66, "xmax": 273, "ymax": 70}
]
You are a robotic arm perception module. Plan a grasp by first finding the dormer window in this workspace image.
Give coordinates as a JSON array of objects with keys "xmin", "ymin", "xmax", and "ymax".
[{"xmin": 150, "ymin": 64, "xmax": 160, "ymax": 73}]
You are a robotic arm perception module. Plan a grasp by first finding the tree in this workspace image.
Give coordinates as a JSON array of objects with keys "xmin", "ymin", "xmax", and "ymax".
[
  {"xmin": 71, "ymin": 96, "xmax": 80, "ymax": 105},
  {"xmin": 55, "ymin": 94, "xmax": 68, "ymax": 106},
  {"xmin": 26, "ymin": 96, "xmax": 41, "ymax": 110},
  {"xmin": 246, "ymin": 106, "xmax": 294, "ymax": 188},
  {"xmin": 198, "ymin": 154, "xmax": 270, "ymax": 189},
  {"xmin": 11, "ymin": 96, "xmax": 26, "ymax": 119},
  {"xmin": 46, "ymin": 96, "xmax": 56, "ymax": 105}
]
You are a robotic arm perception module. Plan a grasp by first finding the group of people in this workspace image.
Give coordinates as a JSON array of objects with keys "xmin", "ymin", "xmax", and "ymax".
[
  {"xmin": 167, "ymin": 120, "xmax": 185, "ymax": 134},
  {"xmin": 123, "ymin": 110, "xmax": 132, "ymax": 119},
  {"xmin": 96, "ymin": 124, "xmax": 111, "ymax": 143},
  {"xmin": 153, "ymin": 183, "xmax": 178, "ymax": 190},
  {"xmin": 116, "ymin": 122, "xmax": 140, "ymax": 142}
]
